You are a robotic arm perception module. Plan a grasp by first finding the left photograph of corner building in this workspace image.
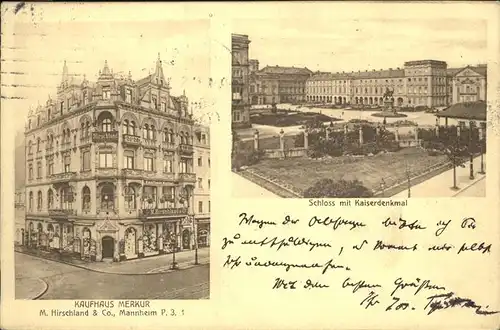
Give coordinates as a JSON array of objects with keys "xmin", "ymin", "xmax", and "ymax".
[{"xmin": 7, "ymin": 16, "xmax": 211, "ymax": 300}]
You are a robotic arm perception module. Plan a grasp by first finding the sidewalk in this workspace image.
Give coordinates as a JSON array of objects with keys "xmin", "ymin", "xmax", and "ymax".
[
  {"xmin": 391, "ymin": 155, "xmax": 486, "ymax": 198},
  {"xmin": 15, "ymin": 246, "xmax": 210, "ymax": 275},
  {"xmin": 15, "ymin": 277, "xmax": 48, "ymax": 300}
]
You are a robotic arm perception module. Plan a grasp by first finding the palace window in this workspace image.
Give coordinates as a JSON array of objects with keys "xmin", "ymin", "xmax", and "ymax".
[
  {"xmin": 102, "ymin": 118, "xmax": 112, "ymax": 132},
  {"xmin": 37, "ymin": 191, "xmax": 42, "ymax": 211},
  {"xmin": 82, "ymin": 151, "xmax": 91, "ymax": 170},
  {"xmin": 144, "ymin": 156, "xmax": 154, "ymax": 172},
  {"xmin": 60, "ymin": 101, "xmax": 64, "ymax": 115},
  {"xmin": 198, "ymin": 178, "xmax": 203, "ymax": 189},
  {"xmin": 100, "ymin": 184, "xmax": 115, "ymax": 211},
  {"xmin": 149, "ymin": 125, "xmax": 155, "ymax": 140},
  {"xmin": 82, "ymin": 186, "xmax": 91, "ymax": 211},
  {"xmin": 47, "ymin": 189, "xmax": 54, "ymax": 209},
  {"xmin": 103, "ymin": 90, "xmax": 111, "ymax": 100},
  {"xmin": 198, "ymin": 201, "xmax": 203, "ymax": 213},
  {"xmin": 198, "ymin": 157, "xmax": 202, "ymax": 167},
  {"xmin": 161, "ymin": 186, "xmax": 175, "ymax": 207},
  {"xmin": 142, "ymin": 186, "xmax": 157, "ymax": 207},
  {"xmin": 85, "ymin": 122, "xmax": 90, "ymax": 137},
  {"xmin": 124, "ymin": 150, "xmax": 135, "ymax": 169},
  {"xmin": 129, "ymin": 121, "xmax": 136, "ymax": 135},
  {"xmin": 152, "ymin": 96, "xmax": 157, "ymax": 109},
  {"xmin": 99, "ymin": 152, "xmax": 113, "ymax": 168}
]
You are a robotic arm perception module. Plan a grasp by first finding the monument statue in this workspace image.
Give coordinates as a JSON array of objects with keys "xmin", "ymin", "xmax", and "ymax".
[{"xmin": 383, "ymin": 88, "xmax": 394, "ymax": 100}]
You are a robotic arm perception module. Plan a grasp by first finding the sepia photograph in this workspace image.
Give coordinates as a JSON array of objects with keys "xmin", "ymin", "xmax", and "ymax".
[
  {"xmin": 8, "ymin": 17, "xmax": 211, "ymax": 300},
  {"xmin": 231, "ymin": 19, "xmax": 488, "ymax": 198}
]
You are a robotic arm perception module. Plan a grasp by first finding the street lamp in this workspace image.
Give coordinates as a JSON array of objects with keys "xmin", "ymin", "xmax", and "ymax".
[
  {"xmin": 478, "ymin": 126, "xmax": 486, "ymax": 175},
  {"xmin": 194, "ymin": 217, "xmax": 199, "ymax": 265},
  {"xmin": 171, "ymin": 222, "xmax": 178, "ymax": 270},
  {"xmin": 468, "ymin": 121, "xmax": 474, "ymax": 180}
]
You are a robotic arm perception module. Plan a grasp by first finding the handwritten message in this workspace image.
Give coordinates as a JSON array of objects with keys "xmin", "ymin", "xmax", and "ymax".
[{"xmin": 221, "ymin": 211, "xmax": 497, "ymax": 317}]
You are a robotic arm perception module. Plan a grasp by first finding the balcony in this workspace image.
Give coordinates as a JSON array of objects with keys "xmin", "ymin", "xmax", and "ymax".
[
  {"xmin": 177, "ymin": 172, "xmax": 196, "ymax": 182},
  {"xmin": 179, "ymin": 144, "xmax": 194, "ymax": 154},
  {"xmin": 161, "ymin": 141, "xmax": 176, "ymax": 151},
  {"xmin": 80, "ymin": 136, "xmax": 91, "ymax": 145},
  {"xmin": 48, "ymin": 208, "xmax": 77, "ymax": 217},
  {"xmin": 50, "ymin": 172, "xmax": 76, "ymax": 183},
  {"xmin": 60, "ymin": 142, "xmax": 72, "ymax": 151},
  {"xmin": 95, "ymin": 168, "xmax": 118, "ymax": 178},
  {"xmin": 121, "ymin": 168, "xmax": 143, "ymax": 177},
  {"xmin": 143, "ymin": 139, "xmax": 157, "ymax": 149},
  {"xmin": 92, "ymin": 131, "xmax": 118, "ymax": 143},
  {"xmin": 122, "ymin": 134, "xmax": 141, "ymax": 146},
  {"xmin": 141, "ymin": 207, "xmax": 188, "ymax": 218}
]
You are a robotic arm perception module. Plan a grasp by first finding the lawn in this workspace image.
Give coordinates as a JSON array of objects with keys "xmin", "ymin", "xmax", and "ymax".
[
  {"xmin": 250, "ymin": 111, "xmax": 340, "ymax": 127},
  {"xmin": 247, "ymin": 147, "xmax": 449, "ymax": 195}
]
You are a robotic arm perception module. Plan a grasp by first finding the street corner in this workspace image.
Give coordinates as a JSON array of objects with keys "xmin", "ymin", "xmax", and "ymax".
[{"xmin": 16, "ymin": 277, "xmax": 48, "ymax": 300}]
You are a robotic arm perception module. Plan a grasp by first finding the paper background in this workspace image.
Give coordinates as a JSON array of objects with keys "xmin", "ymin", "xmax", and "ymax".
[{"xmin": 1, "ymin": 2, "xmax": 499, "ymax": 329}]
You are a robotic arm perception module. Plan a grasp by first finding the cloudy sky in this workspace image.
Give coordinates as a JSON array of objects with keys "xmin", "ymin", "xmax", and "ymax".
[
  {"xmin": 233, "ymin": 18, "xmax": 487, "ymax": 73},
  {"xmin": 1, "ymin": 4, "xmax": 214, "ymax": 132}
]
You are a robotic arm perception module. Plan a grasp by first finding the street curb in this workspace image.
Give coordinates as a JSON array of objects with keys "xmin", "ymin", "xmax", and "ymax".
[
  {"xmin": 33, "ymin": 278, "xmax": 49, "ymax": 300},
  {"xmin": 15, "ymin": 250, "xmax": 209, "ymax": 276},
  {"xmin": 452, "ymin": 174, "xmax": 486, "ymax": 197}
]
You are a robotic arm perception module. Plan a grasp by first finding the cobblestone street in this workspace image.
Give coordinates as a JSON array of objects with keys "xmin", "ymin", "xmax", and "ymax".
[{"xmin": 15, "ymin": 252, "xmax": 209, "ymax": 300}]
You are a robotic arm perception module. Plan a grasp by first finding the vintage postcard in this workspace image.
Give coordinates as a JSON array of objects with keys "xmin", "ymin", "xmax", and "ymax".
[{"xmin": 1, "ymin": 2, "xmax": 499, "ymax": 330}]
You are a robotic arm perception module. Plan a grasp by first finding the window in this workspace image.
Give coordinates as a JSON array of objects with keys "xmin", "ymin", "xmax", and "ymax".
[
  {"xmin": 208, "ymin": 201, "xmax": 211, "ymax": 212},
  {"xmin": 101, "ymin": 184, "xmax": 115, "ymax": 210},
  {"xmin": 179, "ymin": 159, "xmax": 188, "ymax": 173},
  {"xmin": 198, "ymin": 201, "xmax": 203, "ymax": 213},
  {"xmin": 102, "ymin": 118, "xmax": 112, "ymax": 132},
  {"xmin": 163, "ymin": 159, "xmax": 173, "ymax": 173},
  {"xmin": 37, "ymin": 162, "xmax": 42, "ymax": 178},
  {"xmin": 143, "ymin": 186, "xmax": 157, "ymax": 207},
  {"xmin": 103, "ymin": 90, "xmax": 111, "ymax": 99},
  {"xmin": 28, "ymin": 141, "xmax": 33, "ymax": 155},
  {"xmin": 83, "ymin": 91, "xmax": 87, "ymax": 105},
  {"xmin": 29, "ymin": 192, "xmax": 33, "ymax": 211},
  {"xmin": 47, "ymin": 189, "xmax": 54, "ymax": 209},
  {"xmin": 198, "ymin": 157, "xmax": 202, "ymax": 167},
  {"xmin": 60, "ymin": 101, "xmax": 64, "ymax": 114},
  {"xmin": 198, "ymin": 178, "xmax": 203, "ymax": 189},
  {"xmin": 143, "ymin": 124, "xmax": 149, "ymax": 139},
  {"xmin": 99, "ymin": 152, "xmax": 113, "ymax": 168},
  {"xmin": 82, "ymin": 186, "xmax": 91, "ymax": 211},
  {"xmin": 149, "ymin": 125, "xmax": 155, "ymax": 140},
  {"xmin": 152, "ymin": 96, "xmax": 157, "ymax": 109},
  {"xmin": 208, "ymin": 158, "xmax": 210, "ymax": 167},
  {"xmin": 48, "ymin": 109, "xmax": 51, "ymax": 120},
  {"xmin": 144, "ymin": 156, "xmax": 154, "ymax": 171},
  {"xmin": 61, "ymin": 187, "xmax": 74, "ymax": 209},
  {"xmin": 129, "ymin": 121, "xmax": 136, "ymax": 135},
  {"xmin": 126, "ymin": 89, "xmax": 132, "ymax": 103},
  {"xmin": 208, "ymin": 179, "xmax": 211, "ymax": 189},
  {"xmin": 232, "ymin": 111, "xmax": 241, "ymax": 122},
  {"xmin": 37, "ymin": 191, "xmax": 42, "ymax": 211},
  {"xmin": 124, "ymin": 186, "xmax": 136, "ymax": 209},
  {"xmin": 122, "ymin": 120, "xmax": 129, "ymax": 135},
  {"xmin": 82, "ymin": 151, "xmax": 91, "ymax": 170},
  {"xmin": 37, "ymin": 138, "xmax": 41, "ymax": 152},
  {"xmin": 47, "ymin": 160, "xmax": 54, "ymax": 176},
  {"xmin": 85, "ymin": 122, "xmax": 90, "ymax": 137},
  {"xmin": 64, "ymin": 155, "xmax": 71, "ymax": 172},
  {"xmin": 124, "ymin": 150, "xmax": 135, "ymax": 169}
]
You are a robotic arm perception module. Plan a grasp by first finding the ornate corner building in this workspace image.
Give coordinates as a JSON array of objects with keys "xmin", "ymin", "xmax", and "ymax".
[
  {"xmin": 231, "ymin": 34, "xmax": 252, "ymax": 128},
  {"xmin": 23, "ymin": 54, "xmax": 210, "ymax": 262}
]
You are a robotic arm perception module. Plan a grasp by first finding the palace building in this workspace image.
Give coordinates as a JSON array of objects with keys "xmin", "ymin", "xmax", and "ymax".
[
  {"xmin": 305, "ymin": 60, "xmax": 486, "ymax": 108},
  {"xmin": 23, "ymin": 54, "xmax": 210, "ymax": 262}
]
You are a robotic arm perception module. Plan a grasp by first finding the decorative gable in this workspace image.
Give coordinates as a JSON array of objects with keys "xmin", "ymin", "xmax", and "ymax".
[
  {"xmin": 97, "ymin": 219, "xmax": 119, "ymax": 232},
  {"xmin": 455, "ymin": 67, "xmax": 481, "ymax": 78}
]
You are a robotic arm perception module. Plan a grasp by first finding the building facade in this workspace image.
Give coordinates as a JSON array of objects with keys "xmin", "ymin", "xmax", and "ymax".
[
  {"xmin": 231, "ymin": 34, "xmax": 251, "ymax": 128},
  {"xmin": 193, "ymin": 124, "xmax": 210, "ymax": 248},
  {"xmin": 249, "ymin": 65, "xmax": 312, "ymax": 105},
  {"xmin": 306, "ymin": 60, "xmax": 487, "ymax": 108},
  {"xmin": 23, "ymin": 55, "xmax": 210, "ymax": 262}
]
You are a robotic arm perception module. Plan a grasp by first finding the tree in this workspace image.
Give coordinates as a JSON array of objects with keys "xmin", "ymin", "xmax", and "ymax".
[
  {"xmin": 303, "ymin": 179, "xmax": 373, "ymax": 198},
  {"xmin": 444, "ymin": 138, "xmax": 468, "ymax": 190}
]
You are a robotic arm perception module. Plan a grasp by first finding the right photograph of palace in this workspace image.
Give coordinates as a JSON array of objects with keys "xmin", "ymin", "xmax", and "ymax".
[{"xmin": 231, "ymin": 18, "xmax": 488, "ymax": 198}]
